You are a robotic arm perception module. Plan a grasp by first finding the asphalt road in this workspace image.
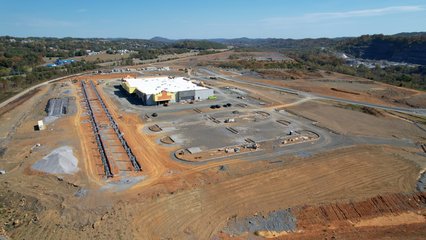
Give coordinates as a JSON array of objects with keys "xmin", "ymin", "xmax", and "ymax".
[{"xmin": 199, "ymin": 68, "xmax": 426, "ymax": 116}]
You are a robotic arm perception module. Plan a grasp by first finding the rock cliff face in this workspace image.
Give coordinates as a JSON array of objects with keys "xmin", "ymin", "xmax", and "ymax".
[{"xmin": 341, "ymin": 35, "xmax": 426, "ymax": 65}]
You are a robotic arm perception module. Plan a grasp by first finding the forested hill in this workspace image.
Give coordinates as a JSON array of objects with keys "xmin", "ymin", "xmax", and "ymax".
[
  {"xmin": 211, "ymin": 33, "xmax": 426, "ymax": 65},
  {"xmin": 210, "ymin": 38, "xmax": 341, "ymax": 50},
  {"xmin": 337, "ymin": 33, "xmax": 426, "ymax": 65}
]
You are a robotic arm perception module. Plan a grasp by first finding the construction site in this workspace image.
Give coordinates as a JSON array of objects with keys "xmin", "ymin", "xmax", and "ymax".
[{"xmin": 1, "ymin": 51, "xmax": 426, "ymax": 239}]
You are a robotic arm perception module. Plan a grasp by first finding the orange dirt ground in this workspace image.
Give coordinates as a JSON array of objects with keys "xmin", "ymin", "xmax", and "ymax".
[
  {"xmin": 1, "ymin": 52, "xmax": 426, "ymax": 239},
  {"xmin": 286, "ymin": 101, "xmax": 426, "ymax": 141},
  {"xmin": 216, "ymin": 192, "xmax": 426, "ymax": 239}
]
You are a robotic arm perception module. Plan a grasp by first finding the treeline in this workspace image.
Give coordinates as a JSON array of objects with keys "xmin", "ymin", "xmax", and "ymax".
[
  {"xmin": 130, "ymin": 48, "xmax": 188, "ymax": 60},
  {"xmin": 0, "ymin": 36, "xmax": 229, "ymax": 102},
  {"xmin": 0, "ymin": 37, "xmax": 166, "ymax": 73},
  {"xmin": 217, "ymin": 33, "xmax": 426, "ymax": 90},
  {"xmin": 214, "ymin": 33, "xmax": 426, "ymax": 66},
  {"xmin": 172, "ymin": 40, "xmax": 227, "ymax": 50},
  {"xmin": 289, "ymin": 49, "xmax": 426, "ymax": 90},
  {"xmin": 130, "ymin": 40, "xmax": 226, "ymax": 61},
  {"xmin": 1, "ymin": 36, "xmax": 164, "ymax": 56},
  {"xmin": 1, "ymin": 61, "xmax": 96, "ymax": 90},
  {"xmin": 0, "ymin": 36, "xmax": 180, "ymax": 68},
  {"xmin": 0, "ymin": 37, "xmax": 227, "ymax": 72},
  {"xmin": 211, "ymin": 37, "xmax": 340, "ymax": 50},
  {"xmin": 213, "ymin": 49, "xmax": 426, "ymax": 90},
  {"xmin": 217, "ymin": 59, "xmax": 303, "ymax": 71}
]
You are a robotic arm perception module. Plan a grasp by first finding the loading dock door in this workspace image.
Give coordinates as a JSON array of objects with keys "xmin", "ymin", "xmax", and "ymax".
[
  {"xmin": 179, "ymin": 95, "xmax": 194, "ymax": 101},
  {"xmin": 178, "ymin": 90, "xmax": 195, "ymax": 101}
]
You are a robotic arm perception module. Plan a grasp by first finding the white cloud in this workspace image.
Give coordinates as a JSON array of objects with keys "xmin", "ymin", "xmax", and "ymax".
[
  {"xmin": 77, "ymin": 8, "xmax": 88, "ymax": 13},
  {"xmin": 262, "ymin": 5, "xmax": 425, "ymax": 25}
]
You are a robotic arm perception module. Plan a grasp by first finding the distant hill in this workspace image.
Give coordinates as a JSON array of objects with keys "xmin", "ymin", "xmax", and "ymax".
[
  {"xmin": 338, "ymin": 34, "xmax": 426, "ymax": 65},
  {"xmin": 209, "ymin": 38, "xmax": 341, "ymax": 50},
  {"xmin": 150, "ymin": 37, "xmax": 176, "ymax": 43},
  {"xmin": 3, "ymin": 33, "xmax": 426, "ymax": 65},
  {"xmin": 208, "ymin": 34, "xmax": 426, "ymax": 65},
  {"xmin": 171, "ymin": 40, "xmax": 227, "ymax": 50},
  {"xmin": 150, "ymin": 37, "xmax": 228, "ymax": 49},
  {"xmin": 392, "ymin": 32, "xmax": 426, "ymax": 37}
]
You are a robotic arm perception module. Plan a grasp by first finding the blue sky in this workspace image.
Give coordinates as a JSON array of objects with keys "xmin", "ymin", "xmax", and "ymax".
[{"xmin": 0, "ymin": 0, "xmax": 425, "ymax": 39}]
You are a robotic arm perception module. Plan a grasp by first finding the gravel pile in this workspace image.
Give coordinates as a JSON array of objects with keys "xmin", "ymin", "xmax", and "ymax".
[
  {"xmin": 224, "ymin": 209, "xmax": 296, "ymax": 235},
  {"xmin": 32, "ymin": 146, "xmax": 79, "ymax": 175}
]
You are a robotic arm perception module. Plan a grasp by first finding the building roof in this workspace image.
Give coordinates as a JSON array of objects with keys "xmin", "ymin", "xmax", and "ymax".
[{"xmin": 123, "ymin": 76, "xmax": 208, "ymax": 95}]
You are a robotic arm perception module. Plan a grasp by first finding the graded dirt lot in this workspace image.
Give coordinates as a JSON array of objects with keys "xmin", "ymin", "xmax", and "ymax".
[
  {"xmin": 245, "ymin": 72, "xmax": 426, "ymax": 108},
  {"xmin": 1, "ymin": 51, "xmax": 426, "ymax": 239},
  {"xmin": 287, "ymin": 101, "xmax": 426, "ymax": 141}
]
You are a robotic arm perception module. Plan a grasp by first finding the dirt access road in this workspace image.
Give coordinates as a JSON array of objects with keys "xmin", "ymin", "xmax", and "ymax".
[
  {"xmin": 1, "ymin": 52, "xmax": 426, "ymax": 239},
  {"xmin": 0, "ymin": 73, "xmax": 86, "ymax": 109},
  {"xmin": 200, "ymin": 68, "xmax": 426, "ymax": 116}
]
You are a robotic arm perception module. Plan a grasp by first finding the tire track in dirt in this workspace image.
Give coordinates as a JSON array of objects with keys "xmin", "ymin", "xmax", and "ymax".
[{"xmin": 131, "ymin": 146, "xmax": 419, "ymax": 239}]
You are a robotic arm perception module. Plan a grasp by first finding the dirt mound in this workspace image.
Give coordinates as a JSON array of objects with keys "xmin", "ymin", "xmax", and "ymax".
[
  {"xmin": 331, "ymin": 87, "xmax": 361, "ymax": 95},
  {"xmin": 359, "ymin": 106, "xmax": 384, "ymax": 116},
  {"xmin": 295, "ymin": 193, "xmax": 426, "ymax": 225},
  {"xmin": 219, "ymin": 192, "xmax": 426, "ymax": 239},
  {"xmin": 32, "ymin": 146, "xmax": 79, "ymax": 175},
  {"xmin": 335, "ymin": 104, "xmax": 384, "ymax": 117},
  {"xmin": 160, "ymin": 136, "xmax": 174, "ymax": 144},
  {"xmin": 403, "ymin": 93, "xmax": 426, "ymax": 108},
  {"xmin": 148, "ymin": 124, "xmax": 162, "ymax": 132}
]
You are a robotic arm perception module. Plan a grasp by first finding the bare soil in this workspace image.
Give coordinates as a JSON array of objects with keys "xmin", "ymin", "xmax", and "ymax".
[
  {"xmin": 1, "ymin": 53, "xmax": 425, "ymax": 239},
  {"xmin": 217, "ymin": 192, "xmax": 426, "ymax": 239},
  {"xmin": 0, "ymin": 88, "xmax": 41, "ymax": 117},
  {"xmin": 287, "ymin": 101, "xmax": 426, "ymax": 141}
]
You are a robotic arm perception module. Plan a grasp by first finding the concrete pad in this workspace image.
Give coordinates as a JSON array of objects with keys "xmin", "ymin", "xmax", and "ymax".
[{"xmin": 187, "ymin": 147, "xmax": 202, "ymax": 154}]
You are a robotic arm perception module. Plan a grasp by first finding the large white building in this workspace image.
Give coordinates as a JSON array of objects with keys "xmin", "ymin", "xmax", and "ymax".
[{"xmin": 122, "ymin": 76, "xmax": 214, "ymax": 105}]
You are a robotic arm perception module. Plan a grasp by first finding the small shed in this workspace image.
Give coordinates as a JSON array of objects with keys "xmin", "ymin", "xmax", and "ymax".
[{"xmin": 37, "ymin": 120, "xmax": 46, "ymax": 130}]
